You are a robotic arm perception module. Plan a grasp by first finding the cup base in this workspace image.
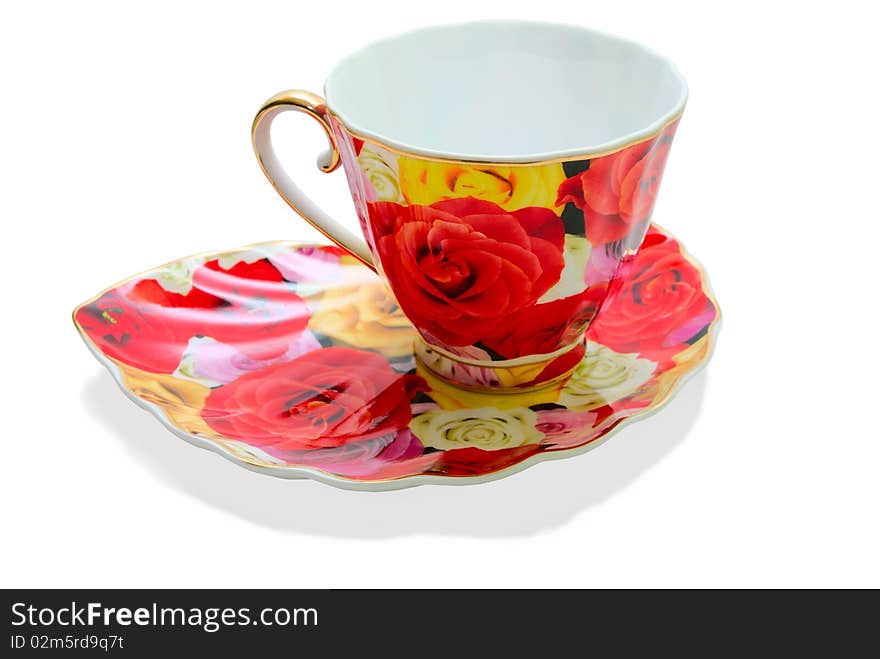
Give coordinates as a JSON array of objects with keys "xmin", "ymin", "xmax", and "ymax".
[{"xmin": 413, "ymin": 338, "xmax": 585, "ymax": 392}]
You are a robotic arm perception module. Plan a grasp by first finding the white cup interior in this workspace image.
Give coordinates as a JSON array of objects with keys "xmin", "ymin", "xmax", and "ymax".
[{"xmin": 325, "ymin": 21, "xmax": 687, "ymax": 162}]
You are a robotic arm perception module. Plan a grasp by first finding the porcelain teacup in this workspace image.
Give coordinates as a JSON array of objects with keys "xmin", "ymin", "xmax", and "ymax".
[{"xmin": 252, "ymin": 21, "xmax": 687, "ymax": 390}]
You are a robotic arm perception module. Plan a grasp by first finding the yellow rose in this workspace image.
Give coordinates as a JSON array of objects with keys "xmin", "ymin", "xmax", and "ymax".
[
  {"xmin": 309, "ymin": 281, "xmax": 416, "ymax": 357},
  {"xmin": 115, "ymin": 362, "xmax": 217, "ymax": 437},
  {"xmin": 357, "ymin": 147, "xmax": 404, "ymax": 202},
  {"xmin": 411, "ymin": 407, "xmax": 543, "ymax": 451},
  {"xmin": 398, "ymin": 158, "xmax": 566, "ymax": 212},
  {"xmin": 557, "ymin": 342, "xmax": 657, "ymax": 409},
  {"xmin": 652, "ymin": 336, "xmax": 712, "ymax": 402}
]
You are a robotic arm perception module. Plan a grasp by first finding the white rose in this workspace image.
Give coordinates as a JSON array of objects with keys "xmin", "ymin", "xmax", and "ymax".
[
  {"xmin": 558, "ymin": 341, "xmax": 656, "ymax": 409},
  {"xmin": 358, "ymin": 147, "xmax": 403, "ymax": 202},
  {"xmin": 411, "ymin": 407, "xmax": 543, "ymax": 451},
  {"xmin": 216, "ymin": 244, "xmax": 290, "ymax": 270},
  {"xmin": 538, "ymin": 235, "xmax": 591, "ymax": 303},
  {"xmin": 150, "ymin": 245, "xmax": 297, "ymax": 296},
  {"xmin": 150, "ymin": 257, "xmax": 206, "ymax": 295}
]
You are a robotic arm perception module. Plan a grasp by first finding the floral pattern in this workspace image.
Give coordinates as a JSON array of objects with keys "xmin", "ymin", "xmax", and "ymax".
[
  {"xmin": 370, "ymin": 197, "xmax": 565, "ymax": 347},
  {"xmin": 308, "ymin": 280, "xmax": 415, "ymax": 358},
  {"xmin": 75, "ymin": 258, "xmax": 310, "ymax": 373},
  {"xmin": 590, "ymin": 225, "xmax": 714, "ymax": 366},
  {"xmin": 201, "ymin": 347, "xmax": 425, "ymax": 451},
  {"xmin": 332, "ymin": 121, "xmax": 682, "ymax": 371},
  {"xmin": 357, "ymin": 147, "xmax": 405, "ymax": 203},
  {"xmin": 397, "ymin": 158, "xmax": 566, "ymax": 212},
  {"xmin": 74, "ymin": 226, "xmax": 718, "ymax": 485},
  {"xmin": 411, "ymin": 407, "xmax": 543, "ymax": 451},
  {"xmin": 556, "ymin": 121, "xmax": 679, "ymax": 245},
  {"xmin": 556, "ymin": 341, "xmax": 657, "ymax": 409}
]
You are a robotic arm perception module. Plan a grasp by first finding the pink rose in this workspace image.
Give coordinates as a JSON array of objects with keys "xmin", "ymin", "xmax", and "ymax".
[
  {"xmin": 535, "ymin": 408, "xmax": 600, "ymax": 449},
  {"xmin": 266, "ymin": 428, "xmax": 426, "ymax": 478}
]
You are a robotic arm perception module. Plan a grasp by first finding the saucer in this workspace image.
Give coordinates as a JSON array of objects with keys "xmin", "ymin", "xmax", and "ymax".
[{"xmin": 74, "ymin": 225, "xmax": 719, "ymax": 490}]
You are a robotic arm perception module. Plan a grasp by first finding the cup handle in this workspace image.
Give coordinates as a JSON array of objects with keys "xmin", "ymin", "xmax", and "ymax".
[{"xmin": 251, "ymin": 90, "xmax": 375, "ymax": 269}]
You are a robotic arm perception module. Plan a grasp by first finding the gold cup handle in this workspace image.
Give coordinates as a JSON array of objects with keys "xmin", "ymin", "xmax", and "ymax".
[{"xmin": 251, "ymin": 90, "xmax": 375, "ymax": 269}]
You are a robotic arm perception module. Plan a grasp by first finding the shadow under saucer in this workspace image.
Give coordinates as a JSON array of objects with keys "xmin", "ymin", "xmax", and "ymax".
[{"xmin": 82, "ymin": 369, "xmax": 706, "ymax": 539}]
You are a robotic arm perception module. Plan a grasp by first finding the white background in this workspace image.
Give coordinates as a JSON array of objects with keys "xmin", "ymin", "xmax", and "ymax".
[{"xmin": 2, "ymin": 1, "xmax": 877, "ymax": 588}]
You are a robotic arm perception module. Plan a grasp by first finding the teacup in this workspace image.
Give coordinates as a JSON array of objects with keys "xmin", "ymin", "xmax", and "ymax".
[{"xmin": 252, "ymin": 21, "xmax": 687, "ymax": 391}]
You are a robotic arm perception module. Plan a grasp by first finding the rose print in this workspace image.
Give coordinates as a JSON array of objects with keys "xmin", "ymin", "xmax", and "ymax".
[
  {"xmin": 216, "ymin": 245, "xmax": 290, "ymax": 270},
  {"xmin": 398, "ymin": 158, "xmax": 566, "ymax": 212},
  {"xmin": 535, "ymin": 408, "xmax": 600, "ymax": 449},
  {"xmin": 202, "ymin": 347, "xmax": 426, "ymax": 451},
  {"xmin": 584, "ymin": 241, "xmax": 623, "ymax": 288},
  {"xmin": 143, "ymin": 259, "xmax": 310, "ymax": 359},
  {"xmin": 589, "ymin": 227, "xmax": 714, "ymax": 364},
  {"xmin": 150, "ymin": 257, "xmax": 207, "ymax": 295},
  {"xmin": 265, "ymin": 428, "xmax": 426, "ymax": 477},
  {"xmin": 329, "ymin": 114, "xmax": 378, "ymax": 251},
  {"xmin": 557, "ymin": 341, "xmax": 656, "ymax": 409},
  {"xmin": 369, "ymin": 197, "xmax": 565, "ymax": 347},
  {"xmin": 309, "ymin": 280, "xmax": 416, "ymax": 358},
  {"xmin": 357, "ymin": 147, "xmax": 404, "ymax": 202},
  {"xmin": 116, "ymin": 363, "xmax": 216, "ymax": 437},
  {"xmin": 216, "ymin": 244, "xmax": 347, "ymax": 288},
  {"xmin": 173, "ymin": 332, "xmax": 322, "ymax": 387},
  {"xmin": 482, "ymin": 286, "xmax": 604, "ymax": 360},
  {"xmin": 75, "ymin": 289, "xmax": 192, "ymax": 373},
  {"xmin": 410, "ymin": 407, "xmax": 543, "ymax": 451},
  {"xmin": 538, "ymin": 234, "xmax": 592, "ymax": 304},
  {"xmin": 556, "ymin": 121, "xmax": 678, "ymax": 245}
]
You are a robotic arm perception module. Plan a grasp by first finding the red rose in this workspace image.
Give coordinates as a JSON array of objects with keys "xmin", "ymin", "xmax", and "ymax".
[
  {"xmin": 369, "ymin": 198, "xmax": 565, "ymax": 347},
  {"xmin": 557, "ymin": 122, "xmax": 678, "ymax": 245},
  {"xmin": 77, "ymin": 258, "xmax": 311, "ymax": 373},
  {"xmin": 589, "ymin": 227, "xmax": 715, "ymax": 364},
  {"xmin": 75, "ymin": 289, "xmax": 188, "ymax": 373},
  {"xmin": 431, "ymin": 445, "xmax": 543, "ymax": 477},
  {"xmin": 201, "ymin": 347, "xmax": 426, "ymax": 451},
  {"xmin": 482, "ymin": 285, "xmax": 606, "ymax": 359}
]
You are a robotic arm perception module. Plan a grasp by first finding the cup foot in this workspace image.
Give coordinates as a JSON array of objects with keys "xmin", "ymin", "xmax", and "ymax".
[{"xmin": 413, "ymin": 338, "xmax": 585, "ymax": 392}]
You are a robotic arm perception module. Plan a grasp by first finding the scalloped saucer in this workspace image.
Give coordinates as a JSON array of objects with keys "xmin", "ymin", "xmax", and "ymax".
[{"xmin": 74, "ymin": 225, "xmax": 719, "ymax": 491}]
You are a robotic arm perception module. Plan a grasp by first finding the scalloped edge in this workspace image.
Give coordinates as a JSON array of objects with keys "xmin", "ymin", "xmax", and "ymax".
[{"xmin": 74, "ymin": 227, "xmax": 720, "ymax": 491}]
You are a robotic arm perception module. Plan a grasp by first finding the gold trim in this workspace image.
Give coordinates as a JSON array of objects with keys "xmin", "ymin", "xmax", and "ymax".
[
  {"xmin": 253, "ymin": 90, "xmax": 341, "ymax": 173},
  {"xmin": 414, "ymin": 337, "xmax": 583, "ymax": 393},
  {"xmin": 417, "ymin": 357, "xmax": 579, "ymax": 395},
  {"xmin": 421, "ymin": 337, "xmax": 582, "ymax": 368},
  {"xmin": 251, "ymin": 90, "xmax": 376, "ymax": 270},
  {"xmin": 325, "ymin": 107, "xmax": 684, "ymax": 167}
]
